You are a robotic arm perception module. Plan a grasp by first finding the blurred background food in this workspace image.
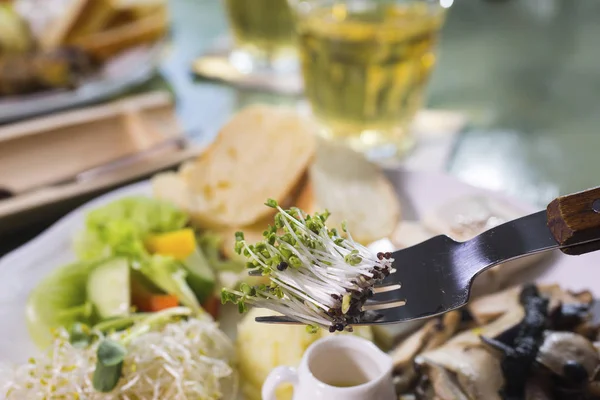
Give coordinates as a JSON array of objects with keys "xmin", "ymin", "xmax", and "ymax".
[{"xmin": 0, "ymin": 0, "xmax": 167, "ymax": 96}]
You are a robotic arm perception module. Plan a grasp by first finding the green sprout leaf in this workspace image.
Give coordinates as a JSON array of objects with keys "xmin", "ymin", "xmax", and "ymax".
[
  {"xmin": 288, "ymin": 256, "xmax": 302, "ymax": 268},
  {"xmin": 344, "ymin": 250, "xmax": 363, "ymax": 266},
  {"xmin": 306, "ymin": 325, "xmax": 319, "ymax": 334},
  {"xmin": 93, "ymin": 339, "xmax": 127, "ymax": 392},
  {"xmin": 97, "ymin": 340, "xmax": 127, "ymax": 366},
  {"xmin": 265, "ymin": 199, "xmax": 278, "ymax": 208},
  {"xmin": 69, "ymin": 322, "xmax": 92, "ymax": 349},
  {"xmin": 93, "ymin": 362, "xmax": 123, "ymax": 393},
  {"xmin": 240, "ymin": 282, "xmax": 252, "ymax": 295}
]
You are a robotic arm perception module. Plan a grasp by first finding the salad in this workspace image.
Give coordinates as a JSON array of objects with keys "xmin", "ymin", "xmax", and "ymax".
[
  {"xmin": 3, "ymin": 307, "xmax": 237, "ymax": 399},
  {"xmin": 25, "ymin": 197, "xmax": 244, "ymax": 350},
  {"xmin": 12, "ymin": 195, "xmax": 387, "ymax": 398}
]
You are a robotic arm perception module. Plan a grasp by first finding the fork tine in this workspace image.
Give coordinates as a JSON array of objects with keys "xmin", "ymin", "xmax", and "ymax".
[
  {"xmin": 254, "ymin": 315, "xmax": 302, "ymax": 325},
  {"xmin": 253, "ymin": 303, "xmax": 423, "ymax": 326},
  {"xmin": 370, "ymin": 286, "xmax": 402, "ymax": 302},
  {"xmin": 363, "ymin": 299, "xmax": 407, "ymax": 311}
]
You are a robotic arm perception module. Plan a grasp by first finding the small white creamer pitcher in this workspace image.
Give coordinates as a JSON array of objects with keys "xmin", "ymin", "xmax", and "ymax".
[{"xmin": 262, "ymin": 335, "xmax": 396, "ymax": 400}]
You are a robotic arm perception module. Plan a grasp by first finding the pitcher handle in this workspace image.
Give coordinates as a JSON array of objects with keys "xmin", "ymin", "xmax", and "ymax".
[{"xmin": 262, "ymin": 366, "xmax": 299, "ymax": 400}]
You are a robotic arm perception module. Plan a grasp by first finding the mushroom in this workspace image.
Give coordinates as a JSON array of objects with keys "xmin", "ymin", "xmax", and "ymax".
[
  {"xmin": 468, "ymin": 284, "xmax": 593, "ymax": 327},
  {"xmin": 570, "ymin": 290, "xmax": 594, "ymax": 305},
  {"xmin": 525, "ymin": 378, "xmax": 553, "ymax": 400},
  {"xmin": 468, "ymin": 286, "xmax": 521, "ymax": 325},
  {"xmin": 417, "ymin": 363, "xmax": 470, "ymax": 400},
  {"xmin": 391, "ymin": 311, "xmax": 461, "ymax": 393},
  {"xmin": 391, "ymin": 283, "xmax": 600, "ymax": 399},
  {"xmin": 416, "ymin": 344, "xmax": 504, "ymax": 400},
  {"xmin": 480, "ymin": 285, "xmax": 549, "ymax": 399},
  {"xmin": 536, "ymin": 331, "xmax": 600, "ymax": 382}
]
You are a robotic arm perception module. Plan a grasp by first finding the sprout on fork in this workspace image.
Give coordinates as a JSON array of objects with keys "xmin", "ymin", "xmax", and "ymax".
[{"xmin": 220, "ymin": 199, "xmax": 395, "ymax": 333}]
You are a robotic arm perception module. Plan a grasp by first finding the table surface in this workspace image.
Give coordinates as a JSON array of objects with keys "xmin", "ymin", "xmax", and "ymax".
[{"xmin": 2, "ymin": 0, "xmax": 600, "ymax": 255}]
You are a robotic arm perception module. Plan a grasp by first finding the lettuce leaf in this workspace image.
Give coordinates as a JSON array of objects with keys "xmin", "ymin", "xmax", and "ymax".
[
  {"xmin": 138, "ymin": 255, "xmax": 200, "ymax": 311},
  {"xmin": 75, "ymin": 197, "xmax": 188, "ymax": 261},
  {"xmin": 73, "ymin": 197, "xmax": 199, "ymax": 311}
]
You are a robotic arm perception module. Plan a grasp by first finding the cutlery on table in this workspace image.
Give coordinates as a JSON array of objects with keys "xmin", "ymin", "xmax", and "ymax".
[{"xmin": 0, "ymin": 135, "xmax": 190, "ymax": 201}]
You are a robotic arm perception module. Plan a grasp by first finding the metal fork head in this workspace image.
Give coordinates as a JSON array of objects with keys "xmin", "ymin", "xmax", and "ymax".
[{"xmin": 254, "ymin": 234, "xmax": 480, "ymax": 326}]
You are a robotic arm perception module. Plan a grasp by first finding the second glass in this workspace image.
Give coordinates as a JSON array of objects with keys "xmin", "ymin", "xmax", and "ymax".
[
  {"xmin": 224, "ymin": 0, "xmax": 298, "ymax": 72},
  {"xmin": 291, "ymin": 0, "xmax": 446, "ymax": 160}
]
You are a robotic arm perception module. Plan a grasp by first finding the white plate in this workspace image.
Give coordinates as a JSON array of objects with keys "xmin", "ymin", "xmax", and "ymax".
[{"xmin": 0, "ymin": 169, "xmax": 599, "ymax": 366}]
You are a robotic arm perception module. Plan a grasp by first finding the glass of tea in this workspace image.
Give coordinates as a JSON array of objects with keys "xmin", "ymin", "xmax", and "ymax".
[
  {"xmin": 290, "ymin": 0, "xmax": 446, "ymax": 161},
  {"xmin": 223, "ymin": 0, "xmax": 298, "ymax": 73}
]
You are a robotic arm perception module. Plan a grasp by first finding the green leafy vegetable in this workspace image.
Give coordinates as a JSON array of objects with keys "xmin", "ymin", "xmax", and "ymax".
[
  {"xmin": 75, "ymin": 197, "xmax": 188, "ymax": 261},
  {"xmin": 139, "ymin": 255, "xmax": 200, "ymax": 311},
  {"xmin": 69, "ymin": 322, "xmax": 93, "ymax": 349},
  {"xmin": 26, "ymin": 260, "xmax": 102, "ymax": 349},
  {"xmin": 92, "ymin": 314, "xmax": 150, "ymax": 333},
  {"xmin": 198, "ymin": 232, "xmax": 245, "ymax": 272},
  {"xmin": 73, "ymin": 197, "xmax": 202, "ymax": 315},
  {"xmin": 183, "ymin": 249, "xmax": 216, "ymax": 304}
]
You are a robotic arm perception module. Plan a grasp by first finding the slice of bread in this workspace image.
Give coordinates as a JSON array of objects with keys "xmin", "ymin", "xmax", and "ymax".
[
  {"xmin": 306, "ymin": 139, "xmax": 401, "ymax": 245},
  {"xmin": 218, "ymin": 176, "xmax": 314, "ymax": 259},
  {"xmin": 153, "ymin": 104, "xmax": 317, "ymax": 230}
]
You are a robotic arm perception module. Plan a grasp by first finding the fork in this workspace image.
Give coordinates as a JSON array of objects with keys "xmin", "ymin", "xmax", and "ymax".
[{"xmin": 254, "ymin": 186, "xmax": 600, "ymax": 325}]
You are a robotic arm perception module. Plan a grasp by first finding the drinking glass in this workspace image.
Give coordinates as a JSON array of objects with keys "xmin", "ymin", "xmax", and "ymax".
[
  {"xmin": 223, "ymin": 0, "xmax": 299, "ymax": 73},
  {"xmin": 290, "ymin": 0, "xmax": 447, "ymax": 160}
]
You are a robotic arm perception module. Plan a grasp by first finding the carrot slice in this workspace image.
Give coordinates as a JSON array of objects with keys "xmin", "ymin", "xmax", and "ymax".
[
  {"xmin": 202, "ymin": 295, "xmax": 220, "ymax": 320},
  {"xmin": 131, "ymin": 275, "xmax": 179, "ymax": 312}
]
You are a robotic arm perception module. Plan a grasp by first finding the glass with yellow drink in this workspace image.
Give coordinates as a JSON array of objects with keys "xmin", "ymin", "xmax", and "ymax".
[
  {"xmin": 291, "ymin": 0, "xmax": 446, "ymax": 160},
  {"xmin": 223, "ymin": 0, "xmax": 298, "ymax": 72}
]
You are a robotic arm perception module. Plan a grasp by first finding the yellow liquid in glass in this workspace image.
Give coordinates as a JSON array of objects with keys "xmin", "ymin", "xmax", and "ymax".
[
  {"xmin": 297, "ymin": 3, "xmax": 445, "ymax": 156},
  {"xmin": 224, "ymin": 0, "xmax": 296, "ymax": 58}
]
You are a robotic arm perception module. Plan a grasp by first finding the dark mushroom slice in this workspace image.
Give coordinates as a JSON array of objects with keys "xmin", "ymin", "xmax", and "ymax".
[
  {"xmin": 525, "ymin": 377, "xmax": 554, "ymax": 400},
  {"xmin": 467, "ymin": 284, "xmax": 588, "ymax": 327},
  {"xmin": 480, "ymin": 284, "xmax": 549, "ymax": 400},
  {"xmin": 549, "ymin": 302, "xmax": 597, "ymax": 339},
  {"xmin": 589, "ymin": 381, "xmax": 600, "ymax": 397}
]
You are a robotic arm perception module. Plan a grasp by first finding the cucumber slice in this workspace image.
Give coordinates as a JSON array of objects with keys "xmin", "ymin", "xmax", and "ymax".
[
  {"xmin": 184, "ymin": 249, "xmax": 216, "ymax": 304},
  {"xmin": 87, "ymin": 258, "xmax": 130, "ymax": 320}
]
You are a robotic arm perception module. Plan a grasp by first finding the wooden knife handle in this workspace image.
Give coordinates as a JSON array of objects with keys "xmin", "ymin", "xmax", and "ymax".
[{"xmin": 547, "ymin": 186, "xmax": 600, "ymax": 255}]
